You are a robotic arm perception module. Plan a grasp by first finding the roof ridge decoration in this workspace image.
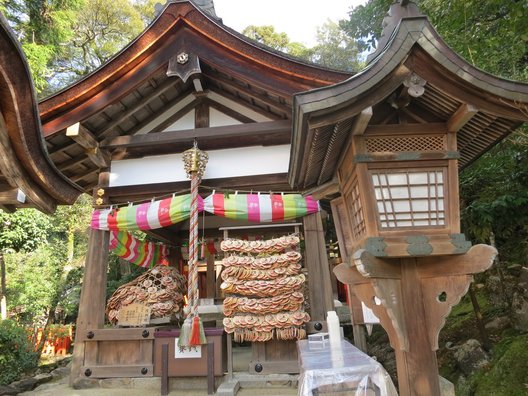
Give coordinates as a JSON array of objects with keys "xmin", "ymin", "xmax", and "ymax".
[
  {"xmin": 155, "ymin": 0, "xmax": 222, "ymax": 23},
  {"xmin": 367, "ymin": 0, "xmax": 424, "ymax": 63}
]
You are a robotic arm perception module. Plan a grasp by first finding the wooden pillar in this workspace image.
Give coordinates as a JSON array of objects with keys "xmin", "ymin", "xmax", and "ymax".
[
  {"xmin": 395, "ymin": 258, "xmax": 440, "ymax": 395},
  {"xmin": 346, "ymin": 286, "xmax": 368, "ymax": 352},
  {"xmin": 334, "ymin": 245, "xmax": 497, "ymax": 396},
  {"xmin": 206, "ymin": 252, "xmax": 215, "ymax": 299},
  {"xmin": 70, "ymin": 228, "xmax": 110, "ymax": 384},
  {"xmin": 303, "ymin": 212, "xmax": 334, "ymax": 322},
  {"xmin": 71, "ymin": 171, "xmax": 110, "ymax": 385}
]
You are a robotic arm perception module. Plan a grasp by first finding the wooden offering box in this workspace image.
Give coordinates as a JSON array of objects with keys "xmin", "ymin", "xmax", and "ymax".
[{"xmin": 153, "ymin": 328, "xmax": 226, "ymax": 377}]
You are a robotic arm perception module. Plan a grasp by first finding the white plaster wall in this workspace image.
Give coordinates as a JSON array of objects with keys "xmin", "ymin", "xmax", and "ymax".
[
  {"xmin": 163, "ymin": 110, "xmax": 195, "ymax": 131},
  {"xmin": 109, "ymin": 145, "xmax": 290, "ymax": 187}
]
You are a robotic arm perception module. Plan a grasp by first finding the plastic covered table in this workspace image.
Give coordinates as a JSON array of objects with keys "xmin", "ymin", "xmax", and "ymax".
[{"xmin": 297, "ymin": 339, "xmax": 398, "ymax": 396}]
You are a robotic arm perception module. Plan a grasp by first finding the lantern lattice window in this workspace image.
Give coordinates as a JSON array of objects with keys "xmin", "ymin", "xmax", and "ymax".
[
  {"xmin": 371, "ymin": 169, "xmax": 445, "ymax": 229},
  {"xmin": 365, "ymin": 135, "xmax": 446, "ymax": 153},
  {"xmin": 346, "ymin": 177, "xmax": 366, "ymax": 239}
]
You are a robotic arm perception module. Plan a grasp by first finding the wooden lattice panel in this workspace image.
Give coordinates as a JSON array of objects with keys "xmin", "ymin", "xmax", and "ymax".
[
  {"xmin": 371, "ymin": 169, "xmax": 446, "ymax": 229},
  {"xmin": 346, "ymin": 177, "xmax": 366, "ymax": 239},
  {"xmin": 365, "ymin": 135, "xmax": 446, "ymax": 153}
]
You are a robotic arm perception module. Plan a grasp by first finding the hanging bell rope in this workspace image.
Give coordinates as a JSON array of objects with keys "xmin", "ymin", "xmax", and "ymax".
[{"xmin": 179, "ymin": 141, "xmax": 209, "ymax": 350}]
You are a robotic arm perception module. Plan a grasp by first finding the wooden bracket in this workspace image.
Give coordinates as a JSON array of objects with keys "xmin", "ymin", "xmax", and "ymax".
[
  {"xmin": 334, "ymin": 244, "xmax": 497, "ymax": 395},
  {"xmin": 66, "ymin": 123, "xmax": 109, "ymax": 168},
  {"xmin": 447, "ymin": 103, "xmax": 478, "ymax": 132},
  {"xmin": 334, "ymin": 245, "xmax": 497, "ymax": 351}
]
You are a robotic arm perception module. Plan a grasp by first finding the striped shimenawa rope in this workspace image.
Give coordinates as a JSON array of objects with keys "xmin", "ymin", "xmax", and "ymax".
[
  {"xmin": 91, "ymin": 194, "xmax": 203, "ymax": 231},
  {"xmin": 109, "ymin": 231, "xmax": 169, "ymax": 268},
  {"xmin": 203, "ymin": 193, "xmax": 319, "ymax": 222}
]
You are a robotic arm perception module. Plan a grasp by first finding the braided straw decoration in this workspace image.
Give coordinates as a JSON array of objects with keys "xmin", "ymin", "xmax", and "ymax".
[{"xmin": 187, "ymin": 172, "xmax": 200, "ymax": 317}]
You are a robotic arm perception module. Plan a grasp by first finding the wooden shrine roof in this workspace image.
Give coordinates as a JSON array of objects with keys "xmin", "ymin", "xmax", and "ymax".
[
  {"xmin": 38, "ymin": 0, "xmax": 351, "ymax": 196},
  {"xmin": 289, "ymin": 2, "xmax": 528, "ymax": 191},
  {"xmin": 0, "ymin": 15, "xmax": 81, "ymax": 213}
]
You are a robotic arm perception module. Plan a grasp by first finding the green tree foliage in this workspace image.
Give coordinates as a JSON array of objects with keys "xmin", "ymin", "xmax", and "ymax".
[
  {"xmin": 2, "ymin": 0, "xmax": 148, "ymax": 94},
  {"xmin": 61, "ymin": 0, "xmax": 145, "ymax": 78},
  {"xmin": 340, "ymin": 0, "xmax": 528, "ymax": 80},
  {"xmin": 242, "ymin": 25, "xmax": 291, "ymax": 51},
  {"xmin": 1, "ymin": 0, "xmax": 82, "ymax": 93},
  {"xmin": 1, "ymin": 195, "xmax": 92, "ymax": 325},
  {"xmin": 242, "ymin": 23, "xmax": 360, "ymax": 72},
  {"xmin": 310, "ymin": 20, "xmax": 362, "ymax": 72},
  {"xmin": 0, "ymin": 209, "xmax": 51, "ymax": 252},
  {"xmin": 242, "ymin": 24, "xmax": 314, "ymax": 60},
  {"xmin": 5, "ymin": 243, "xmax": 66, "ymax": 324},
  {"xmin": 0, "ymin": 319, "xmax": 38, "ymax": 385}
]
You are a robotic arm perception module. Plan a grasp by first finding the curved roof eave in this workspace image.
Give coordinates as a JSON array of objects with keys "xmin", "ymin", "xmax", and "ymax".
[
  {"xmin": 289, "ymin": 14, "xmax": 528, "ymax": 188},
  {"xmin": 294, "ymin": 16, "xmax": 528, "ymax": 120},
  {"xmin": 0, "ymin": 15, "xmax": 83, "ymax": 212},
  {"xmin": 39, "ymin": 0, "xmax": 351, "ymax": 137}
]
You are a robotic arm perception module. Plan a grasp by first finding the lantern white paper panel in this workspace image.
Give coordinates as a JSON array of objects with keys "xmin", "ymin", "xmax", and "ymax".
[{"xmin": 371, "ymin": 170, "xmax": 445, "ymax": 228}]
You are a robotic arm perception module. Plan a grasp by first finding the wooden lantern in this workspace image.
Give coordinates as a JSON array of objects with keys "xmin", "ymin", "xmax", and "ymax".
[{"xmin": 337, "ymin": 121, "xmax": 471, "ymax": 258}]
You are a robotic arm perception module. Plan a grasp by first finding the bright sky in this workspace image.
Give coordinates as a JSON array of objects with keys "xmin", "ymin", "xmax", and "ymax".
[{"xmin": 213, "ymin": 0, "xmax": 367, "ymax": 47}]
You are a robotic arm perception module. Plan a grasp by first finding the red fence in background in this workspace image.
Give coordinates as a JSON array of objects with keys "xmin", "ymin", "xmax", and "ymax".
[{"xmin": 35, "ymin": 325, "xmax": 73, "ymax": 356}]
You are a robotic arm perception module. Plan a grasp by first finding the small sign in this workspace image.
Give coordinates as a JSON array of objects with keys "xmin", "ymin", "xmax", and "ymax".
[
  {"xmin": 117, "ymin": 303, "xmax": 151, "ymax": 326},
  {"xmin": 174, "ymin": 338, "xmax": 202, "ymax": 359}
]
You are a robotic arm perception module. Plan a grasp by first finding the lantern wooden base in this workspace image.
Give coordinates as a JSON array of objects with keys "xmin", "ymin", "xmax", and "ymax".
[{"xmin": 334, "ymin": 244, "xmax": 496, "ymax": 396}]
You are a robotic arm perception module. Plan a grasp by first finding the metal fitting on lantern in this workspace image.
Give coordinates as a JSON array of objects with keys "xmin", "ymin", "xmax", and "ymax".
[{"xmin": 182, "ymin": 141, "xmax": 208, "ymax": 178}]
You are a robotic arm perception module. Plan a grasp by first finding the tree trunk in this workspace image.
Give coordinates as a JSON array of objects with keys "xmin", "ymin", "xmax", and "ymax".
[
  {"xmin": 1, "ymin": 252, "xmax": 6, "ymax": 320},
  {"xmin": 489, "ymin": 231, "xmax": 510, "ymax": 308},
  {"xmin": 468, "ymin": 284, "xmax": 491, "ymax": 351}
]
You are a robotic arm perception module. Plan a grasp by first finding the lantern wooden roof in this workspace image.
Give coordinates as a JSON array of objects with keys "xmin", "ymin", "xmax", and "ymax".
[
  {"xmin": 0, "ymin": 15, "xmax": 81, "ymax": 213},
  {"xmin": 289, "ymin": 1, "xmax": 528, "ymax": 192},
  {"xmin": 39, "ymin": 0, "xmax": 350, "ymax": 199}
]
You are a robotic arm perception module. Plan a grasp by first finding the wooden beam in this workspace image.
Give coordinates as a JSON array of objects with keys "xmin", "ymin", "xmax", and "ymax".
[
  {"xmin": 193, "ymin": 78, "xmax": 203, "ymax": 92},
  {"xmin": 66, "ymin": 123, "xmax": 110, "ymax": 168},
  {"xmin": 351, "ymin": 107, "xmax": 373, "ymax": 135},
  {"xmin": 303, "ymin": 178, "xmax": 340, "ymax": 200},
  {"xmin": 0, "ymin": 113, "xmax": 56, "ymax": 213},
  {"xmin": 195, "ymin": 100, "xmax": 209, "ymax": 128},
  {"xmin": 144, "ymin": 228, "xmax": 180, "ymax": 246},
  {"xmin": 0, "ymin": 188, "xmax": 27, "ymax": 204},
  {"xmin": 206, "ymin": 98, "xmax": 255, "ymax": 124},
  {"xmin": 105, "ymin": 173, "xmax": 291, "ymax": 201},
  {"xmin": 101, "ymin": 120, "xmax": 291, "ymax": 150},
  {"xmin": 447, "ymin": 103, "xmax": 478, "ymax": 132}
]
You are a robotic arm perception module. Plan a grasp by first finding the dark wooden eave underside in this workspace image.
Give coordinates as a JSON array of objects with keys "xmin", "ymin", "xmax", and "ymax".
[{"xmin": 40, "ymin": 0, "xmax": 351, "ymax": 193}]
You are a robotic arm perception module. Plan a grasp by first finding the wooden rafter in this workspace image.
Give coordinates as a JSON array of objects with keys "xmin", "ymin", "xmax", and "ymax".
[
  {"xmin": 204, "ymin": 72, "xmax": 291, "ymax": 114},
  {"xmin": 206, "ymin": 97, "xmax": 255, "ymax": 124},
  {"xmin": 351, "ymin": 107, "xmax": 373, "ymax": 135},
  {"xmin": 0, "ymin": 188, "xmax": 27, "ymax": 204},
  {"xmin": 447, "ymin": 103, "xmax": 478, "ymax": 132},
  {"xmin": 208, "ymin": 87, "xmax": 283, "ymax": 120},
  {"xmin": 99, "ymin": 78, "xmax": 181, "ymax": 138},
  {"xmin": 66, "ymin": 123, "xmax": 110, "ymax": 168}
]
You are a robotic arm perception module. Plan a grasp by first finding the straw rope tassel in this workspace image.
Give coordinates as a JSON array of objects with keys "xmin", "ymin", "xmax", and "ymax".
[{"xmin": 179, "ymin": 172, "xmax": 207, "ymax": 349}]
